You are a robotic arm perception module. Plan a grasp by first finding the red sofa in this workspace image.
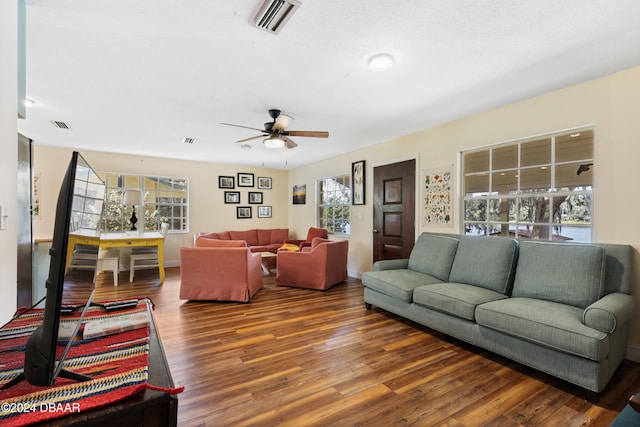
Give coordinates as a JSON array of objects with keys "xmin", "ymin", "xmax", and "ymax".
[
  {"xmin": 194, "ymin": 228, "xmax": 289, "ymax": 253},
  {"xmin": 276, "ymin": 238, "xmax": 349, "ymax": 290},
  {"xmin": 180, "ymin": 238, "xmax": 263, "ymax": 302}
]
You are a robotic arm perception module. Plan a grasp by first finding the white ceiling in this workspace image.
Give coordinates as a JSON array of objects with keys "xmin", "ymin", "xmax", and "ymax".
[{"xmin": 18, "ymin": 0, "xmax": 640, "ymax": 170}]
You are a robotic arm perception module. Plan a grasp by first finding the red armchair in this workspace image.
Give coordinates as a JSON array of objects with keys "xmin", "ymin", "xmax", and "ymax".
[
  {"xmin": 284, "ymin": 227, "xmax": 329, "ymax": 250},
  {"xmin": 276, "ymin": 238, "xmax": 349, "ymax": 290},
  {"xmin": 179, "ymin": 238, "xmax": 263, "ymax": 302}
]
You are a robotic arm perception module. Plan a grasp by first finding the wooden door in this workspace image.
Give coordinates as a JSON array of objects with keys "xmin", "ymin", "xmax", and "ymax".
[
  {"xmin": 373, "ymin": 159, "xmax": 416, "ymax": 262},
  {"xmin": 17, "ymin": 133, "xmax": 33, "ymax": 307}
]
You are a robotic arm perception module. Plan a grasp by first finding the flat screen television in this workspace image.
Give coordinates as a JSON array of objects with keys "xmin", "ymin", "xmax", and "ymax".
[{"xmin": 13, "ymin": 151, "xmax": 105, "ymax": 387}]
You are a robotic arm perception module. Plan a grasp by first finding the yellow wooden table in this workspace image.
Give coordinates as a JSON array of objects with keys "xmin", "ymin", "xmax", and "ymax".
[{"xmin": 67, "ymin": 230, "xmax": 166, "ymax": 283}]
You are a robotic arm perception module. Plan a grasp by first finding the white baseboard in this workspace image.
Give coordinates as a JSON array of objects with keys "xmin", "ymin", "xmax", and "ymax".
[{"xmin": 627, "ymin": 344, "xmax": 640, "ymax": 363}]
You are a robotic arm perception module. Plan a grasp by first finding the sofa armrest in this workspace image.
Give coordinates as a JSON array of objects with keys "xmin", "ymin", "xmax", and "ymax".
[
  {"xmin": 583, "ymin": 292, "xmax": 635, "ymax": 333},
  {"xmin": 373, "ymin": 259, "xmax": 409, "ymax": 271}
]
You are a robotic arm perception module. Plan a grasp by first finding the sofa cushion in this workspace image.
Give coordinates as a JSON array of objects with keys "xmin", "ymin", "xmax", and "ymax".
[
  {"xmin": 413, "ymin": 283, "xmax": 508, "ymax": 321},
  {"xmin": 196, "ymin": 238, "xmax": 247, "ymax": 248},
  {"xmin": 512, "ymin": 241, "xmax": 606, "ymax": 309},
  {"xmin": 362, "ymin": 270, "xmax": 444, "ymax": 303},
  {"xmin": 407, "ymin": 233, "xmax": 459, "ymax": 281},
  {"xmin": 448, "ymin": 236, "xmax": 518, "ymax": 295},
  {"xmin": 257, "ymin": 229, "xmax": 272, "ymax": 245},
  {"xmin": 476, "ymin": 297, "xmax": 609, "ymax": 361},
  {"xmin": 217, "ymin": 231, "xmax": 231, "ymax": 240},
  {"xmin": 229, "ymin": 229, "xmax": 259, "ymax": 246},
  {"xmin": 270, "ymin": 228, "xmax": 289, "ymax": 244}
]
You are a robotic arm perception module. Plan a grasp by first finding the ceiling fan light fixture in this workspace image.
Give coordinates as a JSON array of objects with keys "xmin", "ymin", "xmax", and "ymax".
[
  {"xmin": 368, "ymin": 53, "xmax": 394, "ymax": 72},
  {"xmin": 264, "ymin": 136, "xmax": 285, "ymax": 148}
]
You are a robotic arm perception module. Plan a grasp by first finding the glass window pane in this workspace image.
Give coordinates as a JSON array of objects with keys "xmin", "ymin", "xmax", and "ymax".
[
  {"xmin": 555, "ymin": 194, "xmax": 591, "ymax": 225},
  {"xmin": 556, "ymin": 162, "xmax": 593, "ymax": 189},
  {"xmin": 123, "ymin": 175, "xmax": 139, "ymax": 189},
  {"xmin": 491, "ymin": 170, "xmax": 517, "ymax": 194},
  {"xmin": 464, "ymin": 199, "xmax": 486, "ymax": 222},
  {"xmin": 465, "ymin": 174, "xmax": 489, "ymax": 196},
  {"xmin": 492, "ymin": 145, "xmax": 518, "ymax": 170},
  {"xmin": 464, "ymin": 150, "xmax": 489, "ymax": 173},
  {"xmin": 556, "ymin": 130, "xmax": 593, "ymax": 162},
  {"xmin": 520, "ymin": 167, "xmax": 551, "ymax": 192},
  {"xmin": 521, "ymin": 138, "xmax": 551, "ymax": 167},
  {"xmin": 518, "ymin": 196, "xmax": 549, "ymax": 223},
  {"xmin": 488, "ymin": 198, "xmax": 516, "ymax": 222}
]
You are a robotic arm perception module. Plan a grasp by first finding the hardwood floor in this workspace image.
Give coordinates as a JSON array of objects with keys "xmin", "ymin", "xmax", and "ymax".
[{"xmin": 64, "ymin": 268, "xmax": 640, "ymax": 426}]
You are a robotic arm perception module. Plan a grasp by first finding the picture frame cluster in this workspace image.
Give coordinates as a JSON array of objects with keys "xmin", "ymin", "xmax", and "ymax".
[{"xmin": 218, "ymin": 173, "xmax": 272, "ymax": 219}]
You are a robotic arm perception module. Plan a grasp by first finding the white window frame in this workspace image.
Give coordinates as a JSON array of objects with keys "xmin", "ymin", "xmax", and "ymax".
[
  {"xmin": 316, "ymin": 174, "xmax": 351, "ymax": 236},
  {"xmin": 461, "ymin": 127, "xmax": 594, "ymax": 242}
]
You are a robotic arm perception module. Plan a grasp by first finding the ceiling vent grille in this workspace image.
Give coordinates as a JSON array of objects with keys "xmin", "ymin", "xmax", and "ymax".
[
  {"xmin": 253, "ymin": 0, "xmax": 301, "ymax": 34},
  {"xmin": 51, "ymin": 120, "xmax": 70, "ymax": 129},
  {"xmin": 182, "ymin": 137, "xmax": 196, "ymax": 144}
]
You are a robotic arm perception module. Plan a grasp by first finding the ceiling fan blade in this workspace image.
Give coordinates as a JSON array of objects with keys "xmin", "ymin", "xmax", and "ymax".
[
  {"xmin": 282, "ymin": 136, "xmax": 298, "ymax": 149},
  {"xmin": 273, "ymin": 113, "xmax": 294, "ymax": 131},
  {"xmin": 235, "ymin": 135, "xmax": 265, "ymax": 143},
  {"xmin": 220, "ymin": 122, "xmax": 266, "ymax": 133},
  {"xmin": 285, "ymin": 130, "xmax": 329, "ymax": 138}
]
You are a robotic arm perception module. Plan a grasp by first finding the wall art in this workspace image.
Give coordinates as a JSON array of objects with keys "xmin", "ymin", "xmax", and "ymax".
[
  {"xmin": 237, "ymin": 172, "xmax": 254, "ymax": 187},
  {"xmin": 224, "ymin": 191, "xmax": 240, "ymax": 204},
  {"xmin": 249, "ymin": 191, "xmax": 263, "ymax": 204},
  {"xmin": 423, "ymin": 166, "xmax": 453, "ymax": 227},
  {"xmin": 237, "ymin": 206, "xmax": 252, "ymax": 219},
  {"xmin": 218, "ymin": 175, "xmax": 234, "ymax": 189},
  {"xmin": 257, "ymin": 177, "xmax": 272, "ymax": 189},
  {"xmin": 293, "ymin": 184, "xmax": 306, "ymax": 205},
  {"xmin": 258, "ymin": 206, "xmax": 272, "ymax": 218},
  {"xmin": 352, "ymin": 160, "xmax": 366, "ymax": 205}
]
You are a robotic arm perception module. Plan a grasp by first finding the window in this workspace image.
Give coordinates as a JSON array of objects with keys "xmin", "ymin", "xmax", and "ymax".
[
  {"xmin": 462, "ymin": 129, "xmax": 593, "ymax": 242},
  {"xmin": 317, "ymin": 175, "xmax": 351, "ymax": 235},
  {"xmin": 100, "ymin": 173, "xmax": 189, "ymax": 232}
]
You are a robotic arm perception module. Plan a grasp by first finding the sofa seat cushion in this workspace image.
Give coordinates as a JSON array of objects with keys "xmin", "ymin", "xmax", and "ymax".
[
  {"xmin": 448, "ymin": 236, "xmax": 518, "ymax": 294},
  {"xmin": 413, "ymin": 282, "xmax": 509, "ymax": 321},
  {"xmin": 407, "ymin": 233, "xmax": 459, "ymax": 281},
  {"xmin": 476, "ymin": 297, "xmax": 608, "ymax": 361},
  {"xmin": 362, "ymin": 270, "xmax": 443, "ymax": 302},
  {"xmin": 512, "ymin": 241, "xmax": 606, "ymax": 309}
]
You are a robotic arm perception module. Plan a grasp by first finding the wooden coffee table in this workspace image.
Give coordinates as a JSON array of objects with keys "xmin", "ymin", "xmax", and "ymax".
[{"xmin": 260, "ymin": 252, "xmax": 277, "ymax": 275}]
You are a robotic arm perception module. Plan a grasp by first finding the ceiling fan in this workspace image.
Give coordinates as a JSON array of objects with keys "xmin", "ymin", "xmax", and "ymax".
[{"xmin": 220, "ymin": 109, "xmax": 329, "ymax": 149}]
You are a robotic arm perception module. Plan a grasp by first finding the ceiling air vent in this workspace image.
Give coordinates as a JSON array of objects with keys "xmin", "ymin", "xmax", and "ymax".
[
  {"xmin": 253, "ymin": 0, "xmax": 301, "ymax": 35},
  {"xmin": 182, "ymin": 137, "xmax": 196, "ymax": 144},
  {"xmin": 51, "ymin": 121, "xmax": 70, "ymax": 129}
]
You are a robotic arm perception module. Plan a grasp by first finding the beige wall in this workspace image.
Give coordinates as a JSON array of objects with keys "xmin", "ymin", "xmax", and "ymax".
[
  {"xmin": 289, "ymin": 66, "xmax": 640, "ymax": 359},
  {"xmin": 33, "ymin": 147, "xmax": 290, "ymax": 267},
  {"xmin": 0, "ymin": 1, "xmax": 18, "ymax": 325}
]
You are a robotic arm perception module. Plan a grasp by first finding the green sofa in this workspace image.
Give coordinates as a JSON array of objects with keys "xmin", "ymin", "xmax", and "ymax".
[{"xmin": 362, "ymin": 232, "xmax": 635, "ymax": 393}]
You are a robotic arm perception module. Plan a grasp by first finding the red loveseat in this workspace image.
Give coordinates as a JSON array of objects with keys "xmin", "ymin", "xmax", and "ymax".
[{"xmin": 194, "ymin": 228, "xmax": 289, "ymax": 253}]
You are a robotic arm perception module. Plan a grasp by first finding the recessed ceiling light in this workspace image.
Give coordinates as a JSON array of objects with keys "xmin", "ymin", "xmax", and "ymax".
[
  {"xmin": 368, "ymin": 53, "xmax": 394, "ymax": 72},
  {"xmin": 24, "ymin": 98, "xmax": 36, "ymax": 107}
]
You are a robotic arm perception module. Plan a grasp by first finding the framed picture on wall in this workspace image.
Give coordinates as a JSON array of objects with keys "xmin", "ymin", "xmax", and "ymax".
[
  {"xmin": 258, "ymin": 206, "xmax": 272, "ymax": 218},
  {"xmin": 218, "ymin": 175, "xmax": 235, "ymax": 189},
  {"xmin": 293, "ymin": 184, "xmax": 306, "ymax": 205},
  {"xmin": 224, "ymin": 191, "xmax": 240, "ymax": 204},
  {"xmin": 352, "ymin": 160, "xmax": 366, "ymax": 205},
  {"xmin": 257, "ymin": 177, "xmax": 272, "ymax": 189},
  {"xmin": 237, "ymin": 206, "xmax": 252, "ymax": 219},
  {"xmin": 237, "ymin": 173, "xmax": 254, "ymax": 187},
  {"xmin": 248, "ymin": 192, "xmax": 263, "ymax": 204}
]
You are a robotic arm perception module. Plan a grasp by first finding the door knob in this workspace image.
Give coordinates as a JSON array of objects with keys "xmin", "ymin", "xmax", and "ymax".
[{"xmin": 373, "ymin": 229, "xmax": 378, "ymax": 233}]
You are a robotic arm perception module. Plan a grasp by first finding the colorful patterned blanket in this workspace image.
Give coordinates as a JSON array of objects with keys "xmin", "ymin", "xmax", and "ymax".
[{"xmin": 0, "ymin": 300, "xmax": 164, "ymax": 426}]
